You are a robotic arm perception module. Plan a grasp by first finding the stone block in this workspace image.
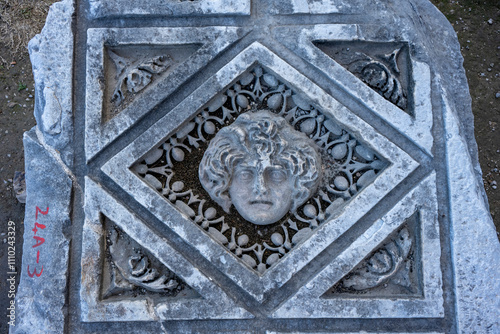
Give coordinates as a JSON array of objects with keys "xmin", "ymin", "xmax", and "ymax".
[{"xmin": 13, "ymin": 0, "xmax": 500, "ymax": 333}]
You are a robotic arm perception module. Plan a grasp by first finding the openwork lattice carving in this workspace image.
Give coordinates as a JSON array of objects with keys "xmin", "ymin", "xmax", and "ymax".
[{"xmin": 132, "ymin": 65, "xmax": 388, "ymax": 274}]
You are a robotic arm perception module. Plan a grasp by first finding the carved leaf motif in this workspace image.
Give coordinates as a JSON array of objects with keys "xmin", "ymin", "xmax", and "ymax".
[
  {"xmin": 348, "ymin": 54, "xmax": 407, "ymax": 109},
  {"xmin": 342, "ymin": 227, "xmax": 412, "ymax": 290},
  {"xmin": 108, "ymin": 227, "xmax": 181, "ymax": 293},
  {"xmin": 292, "ymin": 94, "xmax": 311, "ymax": 110},
  {"xmin": 291, "ymin": 227, "xmax": 312, "ymax": 245},
  {"xmin": 208, "ymin": 227, "xmax": 228, "ymax": 244},
  {"xmin": 266, "ymin": 253, "xmax": 280, "ymax": 265},
  {"xmin": 138, "ymin": 55, "xmax": 171, "ymax": 74},
  {"xmin": 357, "ymin": 170, "xmax": 376, "ymax": 189},
  {"xmin": 126, "ymin": 69, "xmax": 152, "ymax": 93},
  {"xmin": 109, "ymin": 50, "xmax": 172, "ymax": 106},
  {"xmin": 267, "ymin": 94, "xmax": 283, "ymax": 110},
  {"xmin": 242, "ymin": 254, "xmax": 257, "ymax": 268},
  {"xmin": 263, "ymin": 74, "xmax": 279, "ymax": 87},
  {"xmin": 208, "ymin": 94, "xmax": 228, "ymax": 112},
  {"xmin": 175, "ymin": 200, "xmax": 196, "ymax": 218}
]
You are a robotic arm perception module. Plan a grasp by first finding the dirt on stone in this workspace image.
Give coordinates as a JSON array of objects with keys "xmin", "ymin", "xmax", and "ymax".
[
  {"xmin": 0, "ymin": 1, "xmax": 56, "ymax": 333},
  {"xmin": 0, "ymin": 0, "xmax": 498, "ymax": 332}
]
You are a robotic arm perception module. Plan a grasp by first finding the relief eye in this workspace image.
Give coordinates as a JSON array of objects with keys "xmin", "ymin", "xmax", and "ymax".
[
  {"xmin": 269, "ymin": 170, "xmax": 286, "ymax": 183},
  {"xmin": 237, "ymin": 170, "xmax": 254, "ymax": 181}
]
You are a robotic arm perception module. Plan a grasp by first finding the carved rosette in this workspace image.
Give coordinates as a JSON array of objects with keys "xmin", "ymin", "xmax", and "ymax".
[{"xmin": 132, "ymin": 65, "xmax": 389, "ymax": 274}]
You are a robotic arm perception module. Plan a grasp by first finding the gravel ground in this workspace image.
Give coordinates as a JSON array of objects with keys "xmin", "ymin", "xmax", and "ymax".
[{"xmin": 0, "ymin": 1, "xmax": 498, "ymax": 332}]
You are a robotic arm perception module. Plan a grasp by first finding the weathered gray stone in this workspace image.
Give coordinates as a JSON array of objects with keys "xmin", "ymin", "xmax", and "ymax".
[
  {"xmin": 28, "ymin": 0, "xmax": 74, "ymax": 166},
  {"xmin": 14, "ymin": 0, "xmax": 500, "ymax": 332},
  {"xmin": 89, "ymin": 0, "xmax": 250, "ymax": 19},
  {"xmin": 13, "ymin": 129, "xmax": 72, "ymax": 334}
]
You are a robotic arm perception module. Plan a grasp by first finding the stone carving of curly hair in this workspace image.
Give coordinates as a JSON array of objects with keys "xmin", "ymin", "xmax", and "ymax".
[{"xmin": 199, "ymin": 110, "xmax": 321, "ymax": 214}]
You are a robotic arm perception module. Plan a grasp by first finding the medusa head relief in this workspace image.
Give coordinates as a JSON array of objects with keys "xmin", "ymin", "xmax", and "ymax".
[{"xmin": 199, "ymin": 111, "xmax": 322, "ymax": 225}]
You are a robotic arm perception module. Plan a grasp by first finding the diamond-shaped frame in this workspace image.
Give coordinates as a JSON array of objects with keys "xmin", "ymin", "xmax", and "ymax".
[
  {"xmin": 132, "ymin": 63, "xmax": 391, "ymax": 275},
  {"xmin": 101, "ymin": 42, "xmax": 420, "ymax": 302}
]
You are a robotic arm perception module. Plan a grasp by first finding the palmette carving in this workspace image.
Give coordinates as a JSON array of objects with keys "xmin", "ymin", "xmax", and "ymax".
[
  {"xmin": 342, "ymin": 227, "xmax": 412, "ymax": 290},
  {"xmin": 104, "ymin": 225, "xmax": 188, "ymax": 297},
  {"xmin": 314, "ymin": 42, "xmax": 410, "ymax": 111},
  {"xmin": 133, "ymin": 65, "xmax": 388, "ymax": 273},
  {"xmin": 109, "ymin": 50, "xmax": 172, "ymax": 106},
  {"xmin": 347, "ymin": 49, "xmax": 407, "ymax": 109}
]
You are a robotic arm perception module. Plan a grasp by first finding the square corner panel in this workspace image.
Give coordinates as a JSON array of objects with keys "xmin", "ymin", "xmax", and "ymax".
[
  {"xmin": 81, "ymin": 177, "xmax": 253, "ymax": 322},
  {"xmin": 85, "ymin": 26, "xmax": 243, "ymax": 161},
  {"xmin": 271, "ymin": 173, "xmax": 444, "ymax": 319}
]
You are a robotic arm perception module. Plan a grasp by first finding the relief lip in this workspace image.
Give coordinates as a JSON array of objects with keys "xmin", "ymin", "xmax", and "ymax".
[{"xmin": 249, "ymin": 200, "xmax": 273, "ymax": 205}]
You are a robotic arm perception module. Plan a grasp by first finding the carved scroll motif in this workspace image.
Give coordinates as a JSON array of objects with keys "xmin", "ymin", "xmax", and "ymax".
[
  {"xmin": 108, "ymin": 50, "xmax": 172, "ymax": 106},
  {"xmin": 314, "ymin": 42, "xmax": 411, "ymax": 112},
  {"xmin": 346, "ymin": 49, "xmax": 407, "ymax": 110},
  {"xmin": 342, "ymin": 227, "xmax": 413, "ymax": 291},
  {"xmin": 103, "ymin": 225, "xmax": 192, "ymax": 298}
]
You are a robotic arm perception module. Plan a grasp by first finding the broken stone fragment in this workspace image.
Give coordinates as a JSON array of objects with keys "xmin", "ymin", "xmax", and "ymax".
[{"xmin": 13, "ymin": 171, "xmax": 26, "ymax": 203}]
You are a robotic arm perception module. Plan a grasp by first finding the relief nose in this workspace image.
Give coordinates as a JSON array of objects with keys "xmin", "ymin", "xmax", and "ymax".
[{"xmin": 253, "ymin": 172, "xmax": 268, "ymax": 196}]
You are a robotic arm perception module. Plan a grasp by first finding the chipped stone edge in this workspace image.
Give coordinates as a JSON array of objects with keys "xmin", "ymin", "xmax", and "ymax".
[
  {"xmin": 28, "ymin": 0, "xmax": 74, "ymax": 166},
  {"xmin": 442, "ymin": 84, "xmax": 500, "ymax": 333}
]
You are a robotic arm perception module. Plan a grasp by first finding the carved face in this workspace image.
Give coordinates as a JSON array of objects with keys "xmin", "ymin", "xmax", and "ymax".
[
  {"xmin": 199, "ymin": 110, "xmax": 322, "ymax": 226},
  {"xmin": 229, "ymin": 160, "xmax": 294, "ymax": 225}
]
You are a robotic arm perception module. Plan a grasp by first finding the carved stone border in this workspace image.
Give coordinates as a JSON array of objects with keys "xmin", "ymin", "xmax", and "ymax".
[
  {"xmin": 89, "ymin": 0, "xmax": 251, "ymax": 19},
  {"xmin": 267, "ymin": 332, "xmax": 444, "ymax": 334},
  {"xmin": 102, "ymin": 42, "xmax": 420, "ymax": 302},
  {"xmin": 273, "ymin": 24, "xmax": 433, "ymax": 155},
  {"xmin": 269, "ymin": 0, "xmax": 372, "ymax": 14},
  {"xmin": 81, "ymin": 177, "xmax": 253, "ymax": 322},
  {"xmin": 272, "ymin": 173, "xmax": 443, "ymax": 318},
  {"xmin": 85, "ymin": 27, "xmax": 242, "ymax": 161}
]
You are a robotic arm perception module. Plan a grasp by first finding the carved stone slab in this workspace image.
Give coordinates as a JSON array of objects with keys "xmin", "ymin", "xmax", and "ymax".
[{"xmin": 13, "ymin": 0, "xmax": 500, "ymax": 333}]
